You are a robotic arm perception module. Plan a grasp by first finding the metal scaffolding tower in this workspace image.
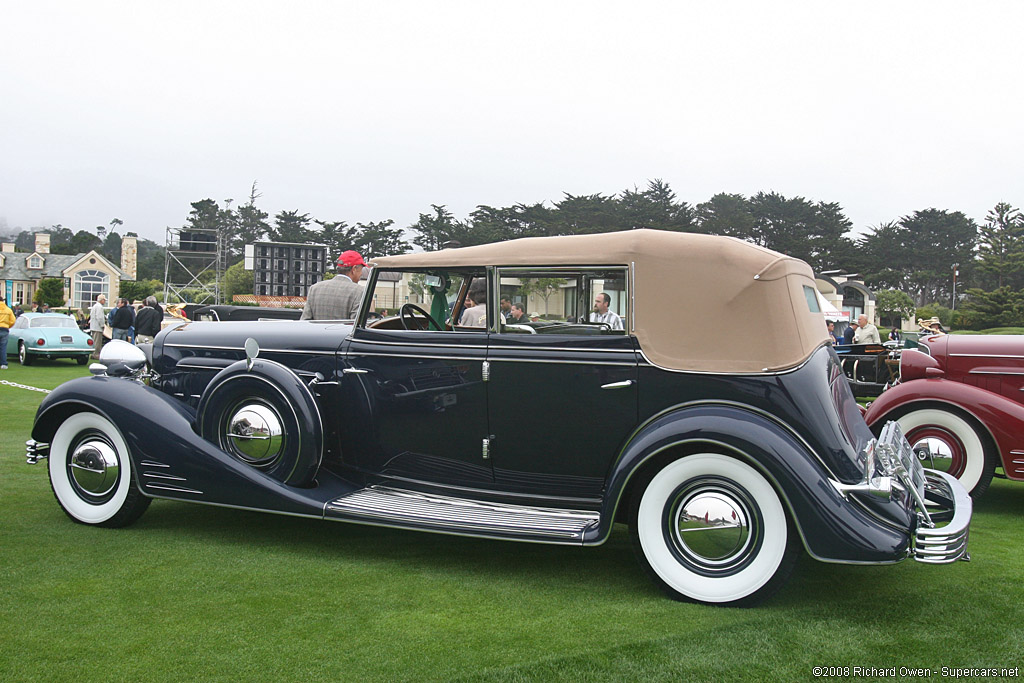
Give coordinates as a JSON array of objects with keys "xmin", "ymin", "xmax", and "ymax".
[{"xmin": 163, "ymin": 227, "xmax": 223, "ymax": 305}]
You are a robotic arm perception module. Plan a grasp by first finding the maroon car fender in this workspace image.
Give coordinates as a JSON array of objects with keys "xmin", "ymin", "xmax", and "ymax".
[{"xmin": 864, "ymin": 378, "xmax": 1024, "ymax": 480}]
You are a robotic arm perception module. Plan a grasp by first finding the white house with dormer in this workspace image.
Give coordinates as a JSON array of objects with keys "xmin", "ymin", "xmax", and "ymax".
[{"xmin": 1, "ymin": 232, "xmax": 137, "ymax": 310}]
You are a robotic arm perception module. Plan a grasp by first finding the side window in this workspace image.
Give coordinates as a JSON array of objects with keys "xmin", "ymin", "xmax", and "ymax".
[{"xmin": 497, "ymin": 268, "xmax": 628, "ymax": 335}]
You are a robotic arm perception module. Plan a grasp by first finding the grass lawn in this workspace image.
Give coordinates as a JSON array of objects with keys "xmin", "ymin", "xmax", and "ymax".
[{"xmin": 2, "ymin": 362, "xmax": 1023, "ymax": 681}]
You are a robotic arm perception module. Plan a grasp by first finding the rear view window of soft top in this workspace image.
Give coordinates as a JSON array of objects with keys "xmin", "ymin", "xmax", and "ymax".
[{"xmin": 804, "ymin": 285, "xmax": 821, "ymax": 313}]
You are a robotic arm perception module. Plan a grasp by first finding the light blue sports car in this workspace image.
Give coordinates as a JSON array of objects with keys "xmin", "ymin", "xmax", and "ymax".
[{"xmin": 7, "ymin": 312, "xmax": 94, "ymax": 365}]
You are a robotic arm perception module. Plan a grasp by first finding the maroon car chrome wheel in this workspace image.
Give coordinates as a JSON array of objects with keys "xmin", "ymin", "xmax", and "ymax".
[
  {"xmin": 903, "ymin": 424, "xmax": 966, "ymax": 478},
  {"xmin": 897, "ymin": 407, "xmax": 994, "ymax": 497}
]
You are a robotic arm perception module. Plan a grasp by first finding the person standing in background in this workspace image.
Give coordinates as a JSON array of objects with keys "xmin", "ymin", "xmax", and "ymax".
[
  {"xmin": 89, "ymin": 294, "xmax": 107, "ymax": 359},
  {"xmin": 134, "ymin": 296, "xmax": 163, "ymax": 344},
  {"xmin": 301, "ymin": 250, "xmax": 367, "ymax": 320},
  {"xmin": 826, "ymin": 320, "xmax": 842, "ymax": 345},
  {"xmin": 854, "ymin": 314, "xmax": 881, "ymax": 344},
  {"xmin": 110, "ymin": 298, "xmax": 135, "ymax": 341},
  {"xmin": 0, "ymin": 295, "xmax": 15, "ymax": 369}
]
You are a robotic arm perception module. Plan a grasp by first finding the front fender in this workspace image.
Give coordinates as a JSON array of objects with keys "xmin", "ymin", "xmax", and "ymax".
[
  {"xmin": 865, "ymin": 379, "xmax": 1024, "ymax": 479},
  {"xmin": 33, "ymin": 377, "xmax": 196, "ymax": 445},
  {"xmin": 596, "ymin": 403, "xmax": 910, "ymax": 563},
  {"xmin": 32, "ymin": 377, "xmax": 352, "ymax": 515}
]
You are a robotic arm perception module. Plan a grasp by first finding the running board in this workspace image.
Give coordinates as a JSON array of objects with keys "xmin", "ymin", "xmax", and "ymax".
[{"xmin": 325, "ymin": 486, "xmax": 600, "ymax": 544}]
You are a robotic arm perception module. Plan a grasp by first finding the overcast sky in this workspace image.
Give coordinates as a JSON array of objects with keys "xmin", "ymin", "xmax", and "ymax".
[{"xmin": 2, "ymin": 1, "xmax": 1022, "ymax": 245}]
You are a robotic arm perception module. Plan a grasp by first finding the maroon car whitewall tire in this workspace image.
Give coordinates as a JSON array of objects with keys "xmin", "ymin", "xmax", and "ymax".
[{"xmin": 896, "ymin": 407, "xmax": 995, "ymax": 498}]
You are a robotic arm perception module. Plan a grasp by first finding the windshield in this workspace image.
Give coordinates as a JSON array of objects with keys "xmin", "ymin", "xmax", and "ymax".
[
  {"xmin": 367, "ymin": 269, "xmax": 481, "ymax": 330},
  {"xmin": 31, "ymin": 317, "xmax": 76, "ymax": 329}
]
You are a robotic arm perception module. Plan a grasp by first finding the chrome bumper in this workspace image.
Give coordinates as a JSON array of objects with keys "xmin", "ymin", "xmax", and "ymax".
[
  {"xmin": 26, "ymin": 439, "xmax": 49, "ymax": 465},
  {"xmin": 873, "ymin": 421, "xmax": 972, "ymax": 564},
  {"xmin": 912, "ymin": 469, "xmax": 972, "ymax": 564}
]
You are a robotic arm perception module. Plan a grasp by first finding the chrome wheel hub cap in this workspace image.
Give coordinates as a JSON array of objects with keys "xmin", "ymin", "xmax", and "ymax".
[
  {"xmin": 670, "ymin": 485, "xmax": 754, "ymax": 571},
  {"xmin": 911, "ymin": 435, "xmax": 957, "ymax": 475},
  {"xmin": 225, "ymin": 402, "xmax": 285, "ymax": 466},
  {"xmin": 70, "ymin": 439, "xmax": 120, "ymax": 497}
]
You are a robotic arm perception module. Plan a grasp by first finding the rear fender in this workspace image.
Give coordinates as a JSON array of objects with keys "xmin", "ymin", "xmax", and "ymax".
[
  {"xmin": 865, "ymin": 379, "xmax": 1024, "ymax": 479},
  {"xmin": 598, "ymin": 403, "xmax": 910, "ymax": 563}
]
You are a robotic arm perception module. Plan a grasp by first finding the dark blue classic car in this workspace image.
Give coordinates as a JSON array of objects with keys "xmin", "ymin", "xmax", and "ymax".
[{"xmin": 27, "ymin": 230, "xmax": 971, "ymax": 606}]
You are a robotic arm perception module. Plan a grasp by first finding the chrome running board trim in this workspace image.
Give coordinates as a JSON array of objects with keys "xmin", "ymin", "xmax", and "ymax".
[{"xmin": 325, "ymin": 486, "xmax": 599, "ymax": 543}]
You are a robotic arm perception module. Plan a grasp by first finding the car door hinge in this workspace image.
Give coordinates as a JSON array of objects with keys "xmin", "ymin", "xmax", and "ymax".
[
  {"xmin": 482, "ymin": 437, "xmax": 491, "ymax": 459},
  {"xmin": 482, "ymin": 360, "xmax": 490, "ymax": 382}
]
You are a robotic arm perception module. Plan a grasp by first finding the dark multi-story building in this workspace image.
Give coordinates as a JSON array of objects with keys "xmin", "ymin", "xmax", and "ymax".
[{"xmin": 246, "ymin": 242, "xmax": 329, "ymax": 297}]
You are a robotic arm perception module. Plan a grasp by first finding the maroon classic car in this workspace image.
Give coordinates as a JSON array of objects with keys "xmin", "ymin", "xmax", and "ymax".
[{"xmin": 864, "ymin": 334, "xmax": 1024, "ymax": 498}]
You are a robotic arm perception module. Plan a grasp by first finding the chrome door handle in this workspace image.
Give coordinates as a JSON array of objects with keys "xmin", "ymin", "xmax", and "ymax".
[
  {"xmin": 600, "ymin": 380, "xmax": 635, "ymax": 390},
  {"xmin": 342, "ymin": 368, "xmax": 370, "ymax": 374}
]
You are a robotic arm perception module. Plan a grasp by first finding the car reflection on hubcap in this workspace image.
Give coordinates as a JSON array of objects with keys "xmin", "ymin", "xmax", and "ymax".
[
  {"xmin": 225, "ymin": 402, "xmax": 285, "ymax": 467},
  {"xmin": 907, "ymin": 427, "xmax": 963, "ymax": 477},
  {"xmin": 69, "ymin": 437, "xmax": 120, "ymax": 499},
  {"xmin": 668, "ymin": 482, "xmax": 757, "ymax": 574}
]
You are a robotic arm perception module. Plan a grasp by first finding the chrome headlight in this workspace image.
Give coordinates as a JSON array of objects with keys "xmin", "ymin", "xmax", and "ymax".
[{"xmin": 93, "ymin": 340, "xmax": 149, "ymax": 378}]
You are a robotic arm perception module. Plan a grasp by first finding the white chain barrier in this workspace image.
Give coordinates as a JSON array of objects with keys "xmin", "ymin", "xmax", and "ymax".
[{"xmin": 0, "ymin": 379, "xmax": 52, "ymax": 394}]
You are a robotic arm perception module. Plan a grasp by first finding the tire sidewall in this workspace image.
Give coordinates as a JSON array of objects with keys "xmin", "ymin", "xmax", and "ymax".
[
  {"xmin": 49, "ymin": 412, "xmax": 133, "ymax": 524},
  {"xmin": 633, "ymin": 453, "xmax": 790, "ymax": 605}
]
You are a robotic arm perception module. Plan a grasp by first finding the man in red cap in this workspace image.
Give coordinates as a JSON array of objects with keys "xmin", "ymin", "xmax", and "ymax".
[{"xmin": 300, "ymin": 250, "xmax": 368, "ymax": 320}]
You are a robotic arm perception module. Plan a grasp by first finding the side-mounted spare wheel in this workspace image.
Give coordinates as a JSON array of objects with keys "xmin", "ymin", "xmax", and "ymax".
[
  {"xmin": 48, "ymin": 412, "xmax": 151, "ymax": 527},
  {"xmin": 197, "ymin": 359, "xmax": 323, "ymax": 488},
  {"xmin": 630, "ymin": 452, "xmax": 798, "ymax": 607}
]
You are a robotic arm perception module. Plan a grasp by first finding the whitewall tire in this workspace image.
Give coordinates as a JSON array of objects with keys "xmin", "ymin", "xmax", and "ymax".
[
  {"xmin": 48, "ymin": 412, "xmax": 150, "ymax": 527},
  {"xmin": 896, "ymin": 407, "xmax": 994, "ymax": 497},
  {"xmin": 630, "ymin": 452, "xmax": 797, "ymax": 606}
]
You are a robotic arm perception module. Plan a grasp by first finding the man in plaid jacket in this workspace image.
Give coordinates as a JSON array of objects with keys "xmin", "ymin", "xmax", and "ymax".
[{"xmin": 300, "ymin": 250, "xmax": 367, "ymax": 321}]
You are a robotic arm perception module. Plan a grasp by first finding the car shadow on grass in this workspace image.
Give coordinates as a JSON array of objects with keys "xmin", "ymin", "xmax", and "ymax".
[
  {"xmin": 134, "ymin": 498, "xmax": 653, "ymax": 598},
  {"xmin": 128, "ymin": 496, "xmax": 942, "ymax": 608}
]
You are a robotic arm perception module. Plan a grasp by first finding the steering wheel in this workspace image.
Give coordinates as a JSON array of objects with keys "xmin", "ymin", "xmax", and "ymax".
[{"xmin": 400, "ymin": 303, "xmax": 443, "ymax": 331}]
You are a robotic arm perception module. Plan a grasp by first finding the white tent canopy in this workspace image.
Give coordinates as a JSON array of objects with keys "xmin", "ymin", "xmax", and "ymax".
[{"xmin": 817, "ymin": 290, "xmax": 850, "ymax": 321}]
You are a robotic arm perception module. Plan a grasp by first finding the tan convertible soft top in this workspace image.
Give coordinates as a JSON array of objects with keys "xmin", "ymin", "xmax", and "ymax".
[{"xmin": 372, "ymin": 229, "xmax": 829, "ymax": 373}]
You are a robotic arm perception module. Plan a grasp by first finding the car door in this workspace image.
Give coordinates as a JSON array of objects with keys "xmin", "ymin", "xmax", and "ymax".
[
  {"xmin": 340, "ymin": 270, "xmax": 493, "ymax": 486},
  {"xmin": 485, "ymin": 268, "xmax": 638, "ymax": 501}
]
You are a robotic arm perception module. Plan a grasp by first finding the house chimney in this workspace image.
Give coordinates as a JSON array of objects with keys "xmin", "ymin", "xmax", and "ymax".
[
  {"xmin": 121, "ymin": 235, "xmax": 138, "ymax": 281},
  {"xmin": 1, "ymin": 243, "xmax": 14, "ymax": 253},
  {"xmin": 35, "ymin": 232, "xmax": 50, "ymax": 254}
]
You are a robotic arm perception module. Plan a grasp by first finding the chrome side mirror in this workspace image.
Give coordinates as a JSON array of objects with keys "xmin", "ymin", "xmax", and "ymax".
[{"xmin": 244, "ymin": 337, "xmax": 260, "ymax": 372}]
